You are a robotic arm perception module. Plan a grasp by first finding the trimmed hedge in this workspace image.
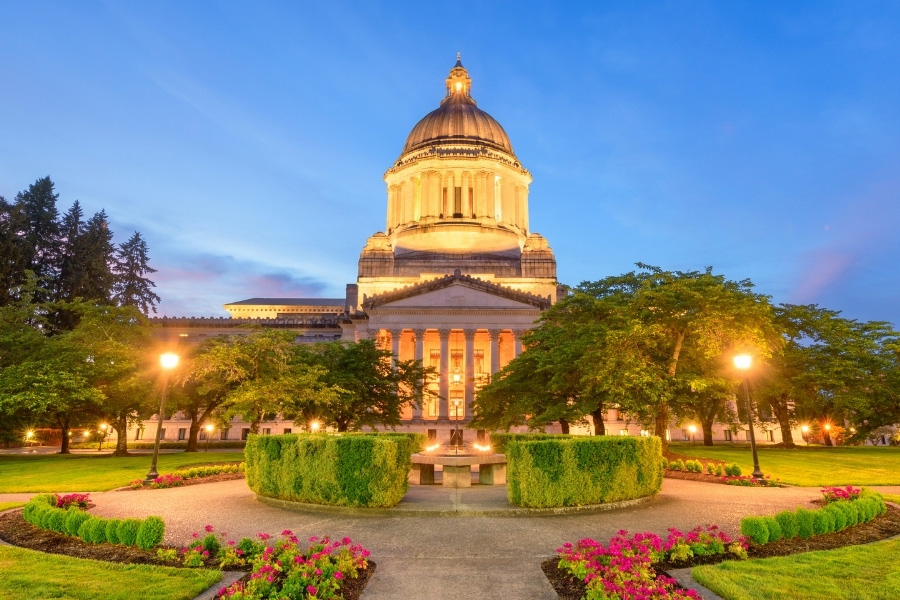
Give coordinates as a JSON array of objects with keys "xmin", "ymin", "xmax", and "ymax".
[
  {"xmin": 505, "ymin": 435, "xmax": 663, "ymax": 508},
  {"xmin": 740, "ymin": 491, "xmax": 887, "ymax": 545},
  {"xmin": 489, "ymin": 432, "xmax": 570, "ymax": 454},
  {"xmin": 245, "ymin": 432, "xmax": 426, "ymax": 508}
]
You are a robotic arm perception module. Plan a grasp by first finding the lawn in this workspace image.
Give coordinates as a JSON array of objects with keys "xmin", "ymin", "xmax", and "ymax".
[
  {"xmin": 0, "ymin": 502, "xmax": 26, "ymax": 512},
  {"xmin": 0, "ymin": 452, "xmax": 244, "ymax": 493},
  {"xmin": 0, "ymin": 545, "xmax": 221, "ymax": 600},
  {"xmin": 692, "ymin": 538, "xmax": 900, "ymax": 600},
  {"xmin": 670, "ymin": 443, "xmax": 900, "ymax": 486}
]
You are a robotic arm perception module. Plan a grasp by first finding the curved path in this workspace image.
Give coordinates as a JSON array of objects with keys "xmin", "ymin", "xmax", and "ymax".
[{"xmin": 87, "ymin": 479, "xmax": 827, "ymax": 600}]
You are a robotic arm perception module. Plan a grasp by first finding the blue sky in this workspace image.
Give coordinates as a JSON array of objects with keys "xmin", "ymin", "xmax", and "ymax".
[{"xmin": 2, "ymin": 2, "xmax": 899, "ymax": 326}]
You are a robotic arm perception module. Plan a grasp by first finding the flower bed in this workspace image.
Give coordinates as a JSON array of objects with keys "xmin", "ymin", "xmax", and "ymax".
[
  {"xmin": 553, "ymin": 527, "xmax": 747, "ymax": 599},
  {"xmin": 129, "ymin": 463, "xmax": 246, "ymax": 490}
]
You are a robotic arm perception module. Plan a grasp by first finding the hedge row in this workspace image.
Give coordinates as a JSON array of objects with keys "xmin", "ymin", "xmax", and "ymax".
[
  {"xmin": 71, "ymin": 441, "xmax": 248, "ymax": 450},
  {"xmin": 489, "ymin": 433, "xmax": 570, "ymax": 454},
  {"xmin": 505, "ymin": 435, "xmax": 663, "ymax": 508},
  {"xmin": 172, "ymin": 462, "xmax": 245, "ymax": 479},
  {"xmin": 740, "ymin": 490, "xmax": 887, "ymax": 545},
  {"xmin": 245, "ymin": 433, "xmax": 426, "ymax": 508},
  {"xmin": 22, "ymin": 494, "xmax": 165, "ymax": 550}
]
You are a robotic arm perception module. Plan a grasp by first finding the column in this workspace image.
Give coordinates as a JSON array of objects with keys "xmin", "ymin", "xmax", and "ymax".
[
  {"xmin": 390, "ymin": 328, "xmax": 402, "ymax": 368},
  {"xmin": 489, "ymin": 329, "xmax": 501, "ymax": 376},
  {"xmin": 412, "ymin": 329, "xmax": 425, "ymax": 420},
  {"xmin": 464, "ymin": 329, "xmax": 476, "ymax": 421},
  {"xmin": 512, "ymin": 329, "xmax": 525, "ymax": 358},
  {"xmin": 438, "ymin": 328, "xmax": 450, "ymax": 419}
]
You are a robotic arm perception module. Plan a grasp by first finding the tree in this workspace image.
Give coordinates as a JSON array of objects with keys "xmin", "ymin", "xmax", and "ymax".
[
  {"xmin": 0, "ymin": 196, "xmax": 29, "ymax": 305},
  {"xmin": 299, "ymin": 339, "xmax": 433, "ymax": 432},
  {"xmin": 15, "ymin": 177, "xmax": 61, "ymax": 302},
  {"xmin": 113, "ymin": 231, "xmax": 160, "ymax": 315}
]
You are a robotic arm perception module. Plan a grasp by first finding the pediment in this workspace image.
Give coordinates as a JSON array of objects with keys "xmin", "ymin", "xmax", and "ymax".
[{"xmin": 362, "ymin": 270, "xmax": 551, "ymax": 310}]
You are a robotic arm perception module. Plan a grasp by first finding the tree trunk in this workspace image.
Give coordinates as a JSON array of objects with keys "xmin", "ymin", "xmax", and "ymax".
[
  {"xmin": 701, "ymin": 420, "xmax": 714, "ymax": 446},
  {"xmin": 823, "ymin": 430, "xmax": 833, "ymax": 446},
  {"xmin": 56, "ymin": 414, "xmax": 71, "ymax": 454},
  {"xmin": 771, "ymin": 395, "xmax": 795, "ymax": 448},
  {"xmin": 186, "ymin": 418, "xmax": 201, "ymax": 452},
  {"xmin": 111, "ymin": 413, "xmax": 129, "ymax": 456},
  {"xmin": 337, "ymin": 421, "xmax": 349, "ymax": 432},
  {"xmin": 558, "ymin": 419, "xmax": 570, "ymax": 434},
  {"xmin": 590, "ymin": 407, "xmax": 605, "ymax": 436},
  {"xmin": 656, "ymin": 330, "xmax": 686, "ymax": 448}
]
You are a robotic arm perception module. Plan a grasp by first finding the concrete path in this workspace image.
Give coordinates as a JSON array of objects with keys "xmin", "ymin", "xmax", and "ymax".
[{"xmin": 84, "ymin": 479, "xmax": 823, "ymax": 600}]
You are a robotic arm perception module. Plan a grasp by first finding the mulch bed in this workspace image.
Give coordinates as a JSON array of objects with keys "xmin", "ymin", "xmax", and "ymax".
[
  {"xmin": 542, "ymin": 503, "xmax": 900, "ymax": 599},
  {"xmin": 122, "ymin": 472, "xmax": 246, "ymax": 490},
  {"xmin": 662, "ymin": 452, "xmax": 783, "ymax": 486},
  {"xmin": 0, "ymin": 509, "xmax": 374, "ymax": 600}
]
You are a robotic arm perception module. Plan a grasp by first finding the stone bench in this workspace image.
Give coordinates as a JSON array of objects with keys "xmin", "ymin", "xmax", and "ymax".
[{"xmin": 409, "ymin": 453, "xmax": 507, "ymax": 488}]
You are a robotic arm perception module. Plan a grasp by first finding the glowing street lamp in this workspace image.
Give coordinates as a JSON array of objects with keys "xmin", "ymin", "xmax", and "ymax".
[
  {"xmin": 801, "ymin": 424, "xmax": 810, "ymax": 446},
  {"xmin": 204, "ymin": 424, "xmax": 214, "ymax": 452},
  {"xmin": 733, "ymin": 354, "xmax": 764, "ymax": 480},
  {"xmin": 98, "ymin": 423, "xmax": 108, "ymax": 452},
  {"xmin": 25, "ymin": 430, "xmax": 34, "ymax": 448},
  {"xmin": 310, "ymin": 421, "xmax": 321, "ymax": 433},
  {"xmin": 145, "ymin": 352, "xmax": 179, "ymax": 483}
]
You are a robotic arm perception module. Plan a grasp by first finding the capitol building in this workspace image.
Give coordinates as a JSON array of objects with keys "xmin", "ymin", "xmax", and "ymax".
[{"xmin": 148, "ymin": 56, "xmax": 786, "ymax": 446}]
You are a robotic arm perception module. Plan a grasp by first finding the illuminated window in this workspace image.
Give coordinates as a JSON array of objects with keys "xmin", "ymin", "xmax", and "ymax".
[
  {"xmin": 723, "ymin": 430, "xmax": 732, "ymax": 441},
  {"xmin": 619, "ymin": 429, "xmax": 629, "ymax": 436},
  {"xmin": 450, "ymin": 392, "xmax": 465, "ymax": 418},
  {"xmin": 639, "ymin": 430, "xmax": 650, "ymax": 437},
  {"xmin": 764, "ymin": 430, "xmax": 774, "ymax": 442},
  {"xmin": 453, "ymin": 187, "xmax": 462, "ymax": 216},
  {"xmin": 474, "ymin": 350, "xmax": 484, "ymax": 375},
  {"xmin": 451, "ymin": 349, "xmax": 463, "ymax": 374},
  {"xmin": 429, "ymin": 349, "xmax": 440, "ymax": 369}
]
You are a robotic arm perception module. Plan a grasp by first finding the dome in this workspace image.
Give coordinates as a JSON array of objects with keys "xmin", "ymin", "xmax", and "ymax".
[{"xmin": 401, "ymin": 55, "xmax": 514, "ymax": 156}]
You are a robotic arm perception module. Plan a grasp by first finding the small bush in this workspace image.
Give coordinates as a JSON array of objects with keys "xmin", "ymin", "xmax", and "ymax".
[
  {"xmin": 774, "ymin": 510, "xmax": 799, "ymax": 539},
  {"xmin": 740, "ymin": 516, "xmax": 769, "ymax": 545},
  {"xmin": 661, "ymin": 457, "xmax": 669, "ymax": 470},
  {"xmin": 78, "ymin": 517, "xmax": 98, "ymax": 543},
  {"xmin": 813, "ymin": 509, "xmax": 835, "ymax": 535},
  {"xmin": 39, "ymin": 508, "xmax": 56, "ymax": 529},
  {"xmin": 795, "ymin": 508, "xmax": 815, "ymax": 539},
  {"xmin": 135, "ymin": 516, "xmax": 165, "ymax": 550},
  {"xmin": 706, "ymin": 463, "xmax": 714, "ymax": 475},
  {"xmin": 201, "ymin": 533, "xmax": 221, "ymax": 555},
  {"xmin": 105, "ymin": 518, "xmax": 122, "ymax": 544},
  {"xmin": 48, "ymin": 508, "xmax": 68, "ymax": 533},
  {"xmin": 88, "ymin": 517, "xmax": 108, "ymax": 544},
  {"xmin": 763, "ymin": 516, "xmax": 783, "ymax": 542},
  {"xmin": 714, "ymin": 464, "xmax": 724, "ymax": 476},
  {"xmin": 673, "ymin": 459, "xmax": 685, "ymax": 471},
  {"xmin": 64, "ymin": 510, "xmax": 91, "ymax": 536},
  {"xmin": 825, "ymin": 505, "xmax": 848, "ymax": 532},
  {"xmin": 117, "ymin": 518, "xmax": 143, "ymax": 546},
  {"xmin": 724, "ymin": 463, "xmax": 742, "ymax": 477},
  {"xmin": 56, "ymin": 493, "xmax": 91, "ymax": 510}
]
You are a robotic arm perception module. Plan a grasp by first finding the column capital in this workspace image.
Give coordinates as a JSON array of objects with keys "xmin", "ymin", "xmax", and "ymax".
[
  {"xmin": 366, "ymin": 328, "xmax": 379, "ymax": 338},
  {"xmin": 438, "ymin": 328, "xmax": 452, "ymax": 338},
  {"xmin": 389, "ymin": 328, "xmax": 403, "ymax": 337},
  {"xmin": 487, "ymin": 328, "xmax": 503, "ymax": 338},
  {"xmin": 463, "ymin": 328, "xmax": 477, "ymax": 340},
  {"xmin": 412, "ymin": 328, "xmax": 427, "ymax": 337},
  {"xmin": 511, "ymin": 329, "xmax": 528, "ymax": 338}
]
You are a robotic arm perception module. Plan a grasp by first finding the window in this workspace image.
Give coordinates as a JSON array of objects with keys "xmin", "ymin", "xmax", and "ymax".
[
  {"xmin": 199, "ymin": 430, "xmax": 207, "ymax": 441},
  {"xmin": 177, "ymin": 428, "xmax": 187, "ymax": 441},
  {"xmin": 619, "ymin": 429, "xmax": 629, "ymax": 436},
  {"xmin": 450, "ymin": 391, "xmax": 465, "ymax": 419},
  {"xmin": 639, "ymin": 430, "xmax": 650, "ymax": 437},
  {"xmin": 723, "ymin": 430, "xmax": 733, "ymax": 442},
  {"xmin": 134, "ymin": 428, "xmax": 144, "ymax": 441},
  {"xmin": 429, "ymin": 349, "xmax": 440, "ymax": 369},
  {"xmin": 283, "ymin": 428, "xmax": 292, "ymax": 434},
  {"xmin": 476, "ymin": 429, "xmax": 487, "ymax": 443},
  {"xmin": 474, "ymin": 349, "xmax": 485, "ymax": 376},
  {"xmin": 450, "ymin": 428, "xmax": 463, "ymax": 446},
  {"xmin": 262, "ymin": 428, "xmax": 271, "ymax": 435},
  {"xmin": 220, "ymin": 428, "xmax": 230, "ymax": 441},
  {"xmin": 451, "ymin": 349, "xmax": 463, "ymax": 374},
  {"xmin": 426, "ymin": 429, "xmax": 437, "ymax": 442},
  {"xmin": 453, "ymin": 186, "xmax": 462, "ymax": 216},
  {"xmin": 159, "ymin": 428, "xmax": 166, "ymax": 440},
  {"xmin": 764, "ymin": 430, "xmax": 774, "ymax": 442},
  {"xmin": 241, "ymin": 428, "xmax": 250, "ymax": 441},
  {"xmin": 682, "ymin": 429, "xmax": 690, "ymax": 441},
  {"xmin": 468, "ymin": 187, "xmax": 474, "ymax": 216}
]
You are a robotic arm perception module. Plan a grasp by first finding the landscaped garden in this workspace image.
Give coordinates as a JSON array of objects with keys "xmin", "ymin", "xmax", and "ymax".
[
  {"xmin": 669, "ymin": 444, "xmax": 900, "ymax": 486},
  {"xmin": 0, "ymin": 452, "xmax": 245, "ymax": 493}
]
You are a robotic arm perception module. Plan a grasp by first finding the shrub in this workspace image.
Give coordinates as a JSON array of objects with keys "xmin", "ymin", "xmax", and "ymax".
[
  {"xmin": 488, "ymin": 432, "xmax": 568, "ymax": 454},
  {"xmin": 739, "ymin": 517, "xmax": 768, "ymax": 545},
  {"xmin": 661, "ymin": 457, "xmax": 669, "ymax": 470},
  {"xmin": 505, "ymin": 436, "xmax": 663, "ymax": 508},
  {"xmin": 774, "ymin": 510, "xmax": 799, "ymax": 539},
  {"xmin": 762, "ymin": 516, "xmax": 783, "ymax": 542},
  {"xmin": 674, "ymin": 459, "xmax": 686, "ymax": 471},
  {"xmin": 813, "ymin": 509, "xmax": 835, "ymax": 535},
  {"xmin": 795, "ymin": 508, "xmax": 815, "ymax": 539},
  {"xmin": 40, "ymin": 507, "xmax": 57, "ymax": 529},
  {"xmin": 56, "ymin": 493, "xmax": 91, "ymax": 510},
  {"xmin": 201, "ymin": 533, "xmax": 221, "ymax": 555},
  {"xmin": 706, "ymin": 463, "xmax": 714, "ymax": 474},
  {"xmin": 724, "ymin": 463, "xmax": 742, "ymax": 477},
  {"xmin": 88, "ymin": 517, "xmax": 108, "ymax": 544},
  {"xmin": 824, "ymin": 504, "xmax": 848, "ymax": 532},
  {"xmin": 47, "ymin": 508, "xmax": 68, "ymax": 533},
  {"xmin": 117, "ymin": 518, "xmax": 143, "ymax": 546},
  {"xmin": 135, "ymin": 516, "xmax": 165, "ymax": 550},
  {"xmin": 714, "ymin": 464, "xmax": 724, "ymax": 476},
  {"xmin": 64, "ymin": 510, "xmax": 92, "ymax": 536},
  {"xmin": 78, "ymin": 517, "xmax": 98, "ymax": 543},
  {"xmin": 105, "ymin": 518, "xmax": 122, "ymax": 544},
  {"xmin": 245, "ymin": 433, "xmax": 425, "ymax": 508}
]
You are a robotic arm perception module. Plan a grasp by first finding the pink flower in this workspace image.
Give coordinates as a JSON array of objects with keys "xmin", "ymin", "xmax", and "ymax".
[
  {"xmin": 334, "ymin": 571, "xmax": 344, "ymax": 579},
  {"xmin": 204, "ymin": 524, "xmax": 214, "ymax": 533},
  {"xmin": 307, "ymin": 585, "xmax": 317, "ymax": 595}
]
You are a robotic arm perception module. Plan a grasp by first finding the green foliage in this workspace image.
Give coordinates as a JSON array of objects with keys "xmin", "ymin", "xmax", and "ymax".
[
  {"xmin": 105, "ymin": 518, "xmax": 122, "ymax": 544},
  {"xmin": 795, "ymin": 508, "xmax": 816, "ymax": 539},
  {"xmin": 88, "ymin": 517, "xmax": 107, "ymax": 544},
  {"xmin": 763, "ymin": 517, "xmax": 781, "ymax": 543},
  {"xmin": 706, "ymin": 462, "xmax": 714, "ymax": 474},
  {"xmin": 117, "ymin": 518, "xmax": 143, "ymax": 546},
  {"xmin": 812, "ymin": 509, "xmax": 834, "ymax": 535},
  {"xmin": 64, "ymin": 510, "xmax": 91, "ymax": 536},
  {"xmin": 135, "ymin": 516, "xmax": 165, "ymax": 550},
  {"xmin": 201, "ymin": 533, "xmax": 220, "ymax": 555},
  {"xmin": 724, "ymin": 463, "xmax": 742, "ymax": 476},
  {"xmin": 245, "ymin": 432, "xmax": 424, "ymax": 508},
  {"xmin": 78, "ymin": 517, "xmax": 98, "ymax": 543},
  {"xmin": 774, "ymin": 510, "xmax": 799, "ymax": 539},
  {"xmin": 505, "ymin": 436, "xmax": 663, "ymax": 508},
  {"xmin": 714, "ymin": 463, "xmax": 724, "ymax": 476},
  {"xmin": 47, "ymin": 508, "xmax": 68, "ymax": 533},
  {"xmin": 673, "ymin": 459, "xmax": 685, "ymax": 471},
  {"xmin": 824, "ymin": 504, "xmax": 848, "ymax": 532},
  {"xmin": 488, "ymin": 432, "xmax": 569, "ymax": 454},
  {"xmin": 740, "ymin": 516, "xmax": 769, "ymax": 545}
]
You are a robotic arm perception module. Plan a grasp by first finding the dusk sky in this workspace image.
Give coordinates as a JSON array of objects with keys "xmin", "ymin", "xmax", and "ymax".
[{"xmin": 2, "ymin": 2, "xmax": 899, "ymax": 326}]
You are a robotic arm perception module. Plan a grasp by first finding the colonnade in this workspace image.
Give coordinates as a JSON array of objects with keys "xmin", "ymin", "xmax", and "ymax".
[{"xmin": 368, "ymin": 327, "xmax": 526, "ymax": 422}]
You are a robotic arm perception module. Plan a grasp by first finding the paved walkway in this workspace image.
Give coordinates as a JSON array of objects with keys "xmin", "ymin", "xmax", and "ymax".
[{"xmin": 80, "ymin": 479, "xmax": 826, "ymax": 600}]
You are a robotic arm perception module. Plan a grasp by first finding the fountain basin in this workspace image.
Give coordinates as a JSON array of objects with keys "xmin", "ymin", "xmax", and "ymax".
[{"xmin": 410, "ymin": 453, "xmax": 507, "ymax": 487}]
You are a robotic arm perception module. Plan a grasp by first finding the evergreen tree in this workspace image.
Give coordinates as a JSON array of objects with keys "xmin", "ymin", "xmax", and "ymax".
[
  {"xmin": 0, "ymin": 197, "xmax": 29, "ymax": 305},
  {"xmin": 15, "ymin": 177, "xmax": 61, "ymax": 300},
  {"xmin": 57, "ymin": 200, "xmax": 85, "ymax": 302},
  {"xmin": 113, "ymin": 231, "xmax": 160, "ymax": 315}
]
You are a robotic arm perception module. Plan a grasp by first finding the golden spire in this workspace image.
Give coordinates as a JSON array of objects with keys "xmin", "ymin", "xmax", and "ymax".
[{"xmin": 445, "ymin": 53, "xmax": 472, "ymax": 101}]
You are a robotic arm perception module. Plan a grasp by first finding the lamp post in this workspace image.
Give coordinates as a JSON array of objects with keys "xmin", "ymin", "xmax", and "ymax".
[
  {"xmin": 205, "ymin": 424, "xmax": 214, "ymax": 452},
  {"xmin": 801, "ymin": 424, "xmax": 809, "ymax": 446},
  {"xmin": 733, "ymin": 354, "xmax": 764, "ymax": 480},
  {"xmin": 145, "ymin": 352, "xmax": 179, "ymax": 483},
  {"xmin": 25, "ymin": 430, "xmax": 34, "ymax": 449},
  {"xmin": 452, "ymin": 398, "xmax": 462, "ymax": 455},
  {"xmin": 310, "ymin": 420, "xmax": 320, "ymax": 433},
  {"xmin": 688, "ymin": 424, "xmax": 697, "ymax": 446},
  {"xmin": 98, "ymin": 423, "xmax": 109, "ymax": 452}
]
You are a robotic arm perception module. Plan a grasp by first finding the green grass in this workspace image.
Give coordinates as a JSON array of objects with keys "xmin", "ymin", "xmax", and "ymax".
[
  {"xmin": 882, "ymin": 494, "xmax": 900, "ymax": 504},
  {"xmin": 0, "ymin": 502, "xmax": 26, "ymax": 512},
  {"xmin": 0, "ymin": 452, "xmax": 244, "ymax": 493},
  {"xmin": 670, "ymin": 443, "xmax": 900, "ymax": 486},
  {"xmin": 0, "ymin": 545, "xmax": 221, "ymax": 600},
  {"xmin": 692, "ymin": 539, "xmax": 900, "ymax": 600}
]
